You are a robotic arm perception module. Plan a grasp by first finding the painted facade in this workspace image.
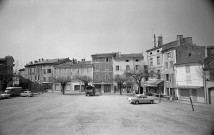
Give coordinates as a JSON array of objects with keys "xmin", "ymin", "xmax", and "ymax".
[
  {"xmin": 53, "ymin": 60, "xmax": 93, "ymax": 92},
  {"xmin": 113, "ymin": 52, "xmax": 145, "ymax": 92},
  {"xmin": 24, "ymin": 58, "xmax": 70, "ymax": 91},
  {"xmin": 91, "ymin": 53, "xmax": 114, "ymax": 93}
]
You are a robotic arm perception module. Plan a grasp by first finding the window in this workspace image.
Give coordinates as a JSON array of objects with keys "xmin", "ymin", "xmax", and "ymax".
[
  {"xmin": 166, "ymin": 74, "xmax": 169, "ymax": 81},
  {"xmin": 135, "ymin": 65, "xmax": 139, "ymax": 70},
  {"xmin": 135, "ymin": 59, "xmax": 139, "ymax": 62},
  {"xmin": 186, "ymin": 65, "xmax": 190, "ymax": 73},
  {"xmin": 95, "ymin": 65, "xmax": 100, "ymax": 71},
  {"xmin": 38, "ymin": 75, "xmax": 40, "ymax": 80},
  {"xmin": 126, "ymin": 65, "xmax": 130, "ymax": 70},
  {"xmin": 157, "ymin": 70, "xmax": 161, "ymax": 79},
  {"xmin": 56, "ymin": 69, "xmax": 59, "ymax": 74},
  {"xmin": 157, "ymin": 50, "xmax": 159, "ymax": 52},
  {"xmin": 47, "ymin": 69, "xmax": 51, "ymax": 73},
  {"xmin": 74, "ymin": 85, "xmax": 80, "ymax": 91},
  {"xmin": 93, "ymin": 58, "xmax": 99, "ymax": 62},
  {"xmin": 105, "ymin": 74, "xmax": 108, "ymax": 81},
  {"xmin": 165, "ymin": 62, "xmax": 168, "ymax": 69},
  {"xmin": 150, "ymin": 58, "xmax": 153, "ymax": 66},
  {"xmin": 188, "ymin": 53, "xmax": 191, "ymax": 57},
  {"xmin": 116, "ymin": 66, "xmax": 119, "ymax": 71},
  {"xmin": 126, "ymin": 60, "xmax": 129, "ymax": 62},
  {"xmin": 186, "ymin": 75, "xmax": 191, "ymax": 82},
  {"xmin": 43, "ymin": 77, "xmax": 46, "ymax": 82},
  {"xmin": 35, "ymin": 76, "xmax": 37, "ymax": 80},
  {"xmin": 43, "ymin": 69, "xmax": 46, "ymax": 74},
  {"xmin": 170, "ymin": 61, "xmax": 173, "ymax": 69},
  {"xmin": 157, "ymin": 56, "xmax": 160, "ymax": 65},
  {"xmin": 48, "ymin": 77, "xmax": 51, "ymax": 82},
  {"xmin": 67, "ymin": 76, "xmax": 70, "ymax": 80},
  {"xmin": 150, "ymin": 52, "xmax": 152, "ymax": 55},
  {"xmin": 105, "ymin": 64, "xmax": 109, "ymax": 70},
  {"xmin": 167, "ymin": 52, "xmax": 172, "ymax": 58},
  {"xmin": 106, "ymin": 58, "xmax": 109, "ymax": 62}
]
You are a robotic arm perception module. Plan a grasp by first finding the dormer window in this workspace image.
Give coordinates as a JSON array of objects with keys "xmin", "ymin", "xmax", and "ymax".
[
  {"xmin": 157, "ymin": 50, "xmax": 159, "ymax": 52},
  {"xmin": 136, "ymin": 59, "xmax": 139, "ymax": 62},
  {"xmin": 126, "ymin": 60, "xmax": 129, "ymax": 62}
]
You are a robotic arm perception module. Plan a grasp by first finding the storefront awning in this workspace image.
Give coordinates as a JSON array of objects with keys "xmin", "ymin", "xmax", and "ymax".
[
  {"xmin": 177, "ymin": 86, "xmax": 203, "ymax": 89},
  {"xmin": 143, "ymin": 79, "xmax": 163, "ymax": 87}
]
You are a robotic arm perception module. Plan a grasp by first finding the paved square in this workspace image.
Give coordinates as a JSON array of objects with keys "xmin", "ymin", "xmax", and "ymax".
[{"xmin": 0, "ymin": 93, "xmax": 213, "ymax": 135}]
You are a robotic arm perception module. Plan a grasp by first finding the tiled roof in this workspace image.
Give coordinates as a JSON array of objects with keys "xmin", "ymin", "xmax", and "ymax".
[
  {"xmin": 55, "ymin": 61, "xmax": 92, "ymax": 68},
  {"xmin": 175, "ymin": 51, "xmax": 205, "ymax": 65},
  {"xmin": 120, "ymin": 53, "xmax": 143, "ymax": 58},
  {"xmin": 25, "ymin": 58, "xmax": 69, "ymax": 66},
  {"xmin": 91, "ymin": 53, "xmax": 115, "ymax": 57}
]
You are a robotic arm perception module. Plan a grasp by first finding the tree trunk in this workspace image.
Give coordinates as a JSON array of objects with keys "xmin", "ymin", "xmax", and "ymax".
[{"xmin": 62, "ymin": 85, "xmax": 65, "ymax": 95}]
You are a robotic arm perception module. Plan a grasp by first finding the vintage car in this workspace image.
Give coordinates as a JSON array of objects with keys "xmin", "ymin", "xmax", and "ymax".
[
  {"xmin": 85, "ymin": 86, "xmax": 95, "ymax": 96},
  {"xmin": 20, "ymin": 91, "xmax": 33, "ymax": 97},
  {"xmin": 127, "ymin": 94, "xmax": 156, "ymax": 104},
  {"xmin": 0, "ymin": 93, "xmax": 10, "ymax": 99}
]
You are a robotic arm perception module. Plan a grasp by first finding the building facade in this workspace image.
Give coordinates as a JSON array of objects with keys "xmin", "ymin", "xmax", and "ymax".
[
  {"xmin": 204, "ymin": 46, "xmax": 214, "ymax": 104},
  {"xmin": 175, "ymin": 52, "xmax": 205, "ymax": 103},
  {"xmin": 91, "ymin": 53, "xmax": 115, "ymax": 93},
  {"xmin": 53, "ymin": 60, "xmax": 93, "ymax": 92},
  {"xmin": 24, "ymin": 58, "xmax": 70, "ymax": 92},
  {"xmin": 113, "ymin": 52, "xmax": 145, "ymax": 93},
  {"xmin": 0, "ymin": 56, "xmax": 14, "ymax": 91}
]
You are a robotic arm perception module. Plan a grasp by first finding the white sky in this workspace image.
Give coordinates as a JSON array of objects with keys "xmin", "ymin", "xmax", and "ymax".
[{"xmin": 0, "ymin": 0, "xmax": 213, "ymax": 68}]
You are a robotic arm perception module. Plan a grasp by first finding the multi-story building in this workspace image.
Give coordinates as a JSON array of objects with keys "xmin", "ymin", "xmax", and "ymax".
[
  {"xmin": 145, "ymin": 35, "xmax": 164, "ymax": 94},
  {"xmin": 175, "ymin": 51, "xmax": 205, "ymax": 103},
  {"xmin": 91, "ymin": 53, "xmax": 115, "ymax": 93},
  {"xmin": 204, "ymin": 46, "xmax": 214, "ymax": 104},
  {"xmin": 53, "ymin": 59, "xmax": 93, "ymax": 92},
  {"xmin": 161, "ymin": 35, "xmax": 202, "ymax": 97},
  {"xmin": 0, "ymin": 56, "xmax": 14, "ymax": 91},
  {"xmin": 24, "ymin": 58, "xmax": 70, "ymax": 91},
  {"xmin": 113, "ymin": 52, "xmax": 145, "ymax": 93}
]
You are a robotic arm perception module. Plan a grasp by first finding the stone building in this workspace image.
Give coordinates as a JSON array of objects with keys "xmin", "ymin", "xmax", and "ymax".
[
  {"xmin": 24, "ymin": 58, "xmax": 70, "ymax": 92},
  {"xmin": 0, "ymin": 56, "xmax": 14, "ymax": 91},
  {"xmin": 113, "ymin": 52, "xmax": 145, "ymax": 93}
]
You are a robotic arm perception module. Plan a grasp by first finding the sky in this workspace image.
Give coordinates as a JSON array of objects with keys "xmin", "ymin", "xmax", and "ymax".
[{"xmin": 0, "ymin": 0, "xmax": 213, "ymax": 68}]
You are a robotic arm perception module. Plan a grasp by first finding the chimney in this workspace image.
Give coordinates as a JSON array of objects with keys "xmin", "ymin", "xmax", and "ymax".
[
  {"xmin": 153, "ymin": 34, "xmax": 156, "ymax": 47},
  {"xmin": 177, "ymin": 35, "xmax": 183, "ymax": 45},
  {"xmin": 115, "ymin": 52, "xmax": 121, "ymax": 57},
  {"xmin": 158, "ymin": 36, "xmax": 163, "ymax": 46}
]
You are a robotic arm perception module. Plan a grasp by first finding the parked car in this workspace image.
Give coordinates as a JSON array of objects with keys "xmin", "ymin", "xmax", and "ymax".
[
  {"xmin": 127, "ymin": 94, "xmax": 156, "ymax": 104},
  {"xmin": 0, "ymin": 93, "xmax": 10, "ymax": 99},
  {"xmin": 5, "ymin": 87, "xmax": 22, "ymax": 96},
  {"xmin": 85, "ymin": 86, "xmax": 95, "ymax": 96},
  {"xmin": 20, "ymin": 91, "xmax": 33, "ymax": 97},
  {"xmin": 145, "ymin": 92, "xmax": 154, "ymax": 96}
]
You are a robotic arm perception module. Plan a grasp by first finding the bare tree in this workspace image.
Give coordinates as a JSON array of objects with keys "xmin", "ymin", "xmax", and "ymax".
[
  {"xmin": 114, "ymin": 74, "xmax": 128, "ymax": 95},
  {"xmin": 72, "ymin": 74, "xmax": 92, "ymax": 90},
  {"xmin": 52, "ymin": 76, "xmax": 71, "ymax": 94},
  {"xmin": 125, "ymin": 66, "xmax": 148, "ymax": 94}
]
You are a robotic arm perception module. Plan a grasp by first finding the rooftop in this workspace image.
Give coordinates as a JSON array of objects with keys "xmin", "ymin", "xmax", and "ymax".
[
  {"xmin": 175, "ymin": 51, "xmax": 205, "ymax": 65},
  {"xmin": 25, "ymin": 58, "xmax": 70, "ymax": 67}
]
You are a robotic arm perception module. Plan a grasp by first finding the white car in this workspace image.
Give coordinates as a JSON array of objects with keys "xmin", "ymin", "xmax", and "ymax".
[
  {"xmin": 128, "ymin": 94, "xmax": 156, "ymax": 104},
  {"xmin": 20, "ymin": 91, "xmax": 33, "ymax": 97},
  {"xmin": 0, "ymin": 93, "xmax": 10, "ymax": 99}
]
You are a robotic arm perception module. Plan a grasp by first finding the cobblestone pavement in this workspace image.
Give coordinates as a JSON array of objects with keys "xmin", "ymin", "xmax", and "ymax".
[{"xmin": 0, "ymin": 93, "xmax": 213, "ymax": 135}]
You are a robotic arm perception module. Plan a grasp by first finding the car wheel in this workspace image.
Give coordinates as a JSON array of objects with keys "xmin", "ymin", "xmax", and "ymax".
[
  {"xmin": 150, "ymin": 100, "xmax": 154, "ymax": 104},
  {"xmin": 135, "ymin": 101, "xmax": 139, "ymax": 104}
]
